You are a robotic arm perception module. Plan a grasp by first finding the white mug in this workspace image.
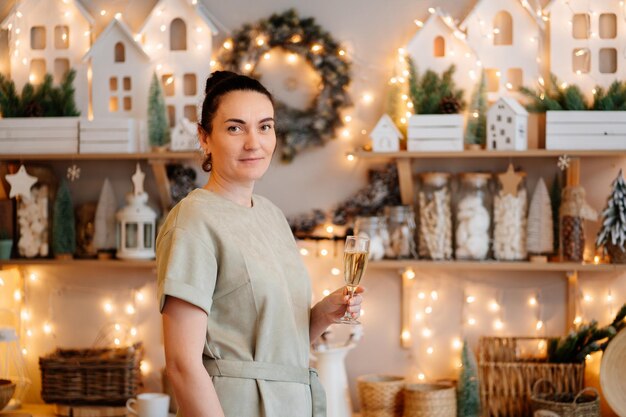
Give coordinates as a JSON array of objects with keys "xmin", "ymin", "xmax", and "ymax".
[{"xmin": 126, "ymin": 392, "xmax": 170, "ymax": 417}]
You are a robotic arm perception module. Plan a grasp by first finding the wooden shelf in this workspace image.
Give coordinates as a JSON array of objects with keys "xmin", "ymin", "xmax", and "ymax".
[
  {"xmin": 368, "ymin": 260, "xmax": 626, "ymax": 272},
  {"xmin": 0, "ymin": 151, "xmax": 200, "ymax": 161},
  {"xmin": 356, "ymin": 149, "xmax": 626, "ymax": 159},
  {"xmin": 0, "ymin": 258, "xmax": 156, "ymax": 268}
]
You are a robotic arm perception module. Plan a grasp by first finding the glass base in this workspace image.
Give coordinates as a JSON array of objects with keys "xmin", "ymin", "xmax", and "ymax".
[{"xmin": 334, "ymin": 316, "xmax": 361, "ymax": 325}]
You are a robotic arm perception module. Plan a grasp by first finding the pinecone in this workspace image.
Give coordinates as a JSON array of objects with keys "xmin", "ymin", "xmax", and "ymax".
[
  {"xmin": 23, "ymin": 100, "xmax": 43, "ymax": 117},
  {"xmin": 439, "ymin": 95, "xmax": 462, "ymax": 114}
]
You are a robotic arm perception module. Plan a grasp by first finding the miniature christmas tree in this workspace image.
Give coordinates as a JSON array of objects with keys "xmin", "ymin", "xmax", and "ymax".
[
  {"xmin": 94, "ymin": 178, "xmax": 118, "ymax": 254},
  {"xmin": 465, "ymin": 71, "xmax": 487, "ymax": 147},
  {"xmin": 148, "ymin": 72, "xmax": 171, "ymax": 149},
  {"xmin": 596, "ymin": 169, "xmax": 626, "ymax": 262},
  {"xmin": 550, "ymin": 172, "xmax": 563, "ymax": 254},
  {"xmin": 52, "ymin": 180, "xmax": 76, "ymax": 257},
  {"xmin": 457, "ymin": 340, "xmax": 480, "ymax": 417},
  {"xmin": 527, "ymin": 178, "xmax": 554, "ymax": 258}
]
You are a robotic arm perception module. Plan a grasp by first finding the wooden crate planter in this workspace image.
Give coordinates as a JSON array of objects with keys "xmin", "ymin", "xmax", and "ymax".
[
  {"xmin": 407, "ymin": 114, "xmax": 463, "ymax": 151},
  {"xmin": 546, "ymin": 111, "xmax": 626, "ymax": 150},
  {"xmin": 79, "ymin": 119, "xmax": 137, "ymax": 153},
  {"xmin": 0, "ymin": 117, "xmax": 79, "ymax": 154}
]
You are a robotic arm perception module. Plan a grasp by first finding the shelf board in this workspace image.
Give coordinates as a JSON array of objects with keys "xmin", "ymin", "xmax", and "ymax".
[
  {"xmin": 0, "ymin": 258, "xmax": 156, "ymax": 268},
  {"xmin": 0, "ymin": 151, "xmax": 200, "ymax": 161},
  {"xmin": 356, "ymin": 150, "xmax": 626, "ymax": 159},
  {"xmin": 367, "ymin": 260, "xmax": 626, "ymax": 272}
]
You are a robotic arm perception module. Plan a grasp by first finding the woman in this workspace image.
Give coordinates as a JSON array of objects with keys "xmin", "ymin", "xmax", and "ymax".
[{"xmin": 156, "ymin": 71, "xmax": 363, "ymax": 417}]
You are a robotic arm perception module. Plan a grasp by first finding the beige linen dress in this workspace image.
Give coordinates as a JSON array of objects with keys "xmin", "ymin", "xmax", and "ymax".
[{"xmin": 156, "ymin": 189, "xmax": 320, "ymax": 417}]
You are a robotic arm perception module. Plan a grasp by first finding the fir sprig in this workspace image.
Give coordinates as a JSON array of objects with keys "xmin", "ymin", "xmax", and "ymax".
[
  {"xmin": 407, "ymin": 58, "xmax": 465, "ymax": 115},
  {"xmin": 520, "ymin": 74, "xmax": 588, "ymax": 112}
]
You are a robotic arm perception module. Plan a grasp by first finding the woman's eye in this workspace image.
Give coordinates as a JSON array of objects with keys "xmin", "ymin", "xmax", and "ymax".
[
  {"xmin": 227, "ymin": 125, "xmax": 242, "ymax": 133},
  {"xmin": 260, "ymin": 124, "xmax": 273, "ymax": 132}
]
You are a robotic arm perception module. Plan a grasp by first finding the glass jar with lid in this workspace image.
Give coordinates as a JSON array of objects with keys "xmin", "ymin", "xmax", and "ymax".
[
  {"xmin": 493, "ymin": 169, "xmax": 528, "ymax": 261},
  {"xmin": 455, "ymin": 172, "xmax": 492, "ymax": 260},
  {"xmin": 384, "ymin": 205, "xmax": 417, "ymax": 259},
  {"xmin": 354, "ymin": 216, "xmax": 388, "ymax": 261},
  {"xmin": 418, "ymin": 172, "xmax": 452, "ymax": 260}
]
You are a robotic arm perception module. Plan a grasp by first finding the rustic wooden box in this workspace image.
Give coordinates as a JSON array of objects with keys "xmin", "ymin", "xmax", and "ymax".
[
  {"xmin": 407, "ymin": 114, "xmax": 463, "ymax": 151},
  {"xmin": 79, "ymin": 119, "xmax": 137, "ymax": 153},
  {"xmin": 0, "ymin": 117, "xmax": 79, "ymax": 154},
  {"xmin": 546, "ymin": 111, "xmax": 626, "ymax": 150}
]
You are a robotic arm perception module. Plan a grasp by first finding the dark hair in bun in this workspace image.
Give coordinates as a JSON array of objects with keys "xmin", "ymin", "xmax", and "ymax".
[{"xmin": 199, "ymin": 71, "xmax": 274, "ymax": 172}]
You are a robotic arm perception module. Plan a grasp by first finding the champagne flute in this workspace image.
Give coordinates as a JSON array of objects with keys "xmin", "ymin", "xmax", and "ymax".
[{"xmin": 335, "ymin": 235, "xmax": 370, "ymax": 325}]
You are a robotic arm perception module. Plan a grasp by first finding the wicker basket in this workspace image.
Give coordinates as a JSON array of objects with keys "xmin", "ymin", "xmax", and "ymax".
[
  {"xmin": 39, "ymin": 343, "xmax": 142, "ymax": 405},
  {"xmin": 478, "ymin": 337, "xmax": 584, "ymax": 417},
  {"xmin": 0, "ymin": 379, "xmax": 16, "ymax": 410},
  {"xmin": 357, "ymin": 374, "xmax": 405, "ymax": 417},
  {"xmin": 530, "ymin": 380, "xmax": 600, "ymax": 417},
  {"xmin": 403, "ymin": 383, "xmax": 456, "ymax": 417}
]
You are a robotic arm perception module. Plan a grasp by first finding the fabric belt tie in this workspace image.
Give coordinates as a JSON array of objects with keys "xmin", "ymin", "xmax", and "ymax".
[{"xmin": 203, "ymin": 358, "xmax": 327, "ymax": 417}]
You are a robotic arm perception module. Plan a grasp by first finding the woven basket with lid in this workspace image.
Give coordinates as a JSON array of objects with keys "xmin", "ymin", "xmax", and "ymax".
[
  {"xmin": 403, "ymin": 383, "xmax": 456, "ymax": 417},
  {"xmin": 357, "ymin": 374, "xmax": 405, "ymax": 417}
]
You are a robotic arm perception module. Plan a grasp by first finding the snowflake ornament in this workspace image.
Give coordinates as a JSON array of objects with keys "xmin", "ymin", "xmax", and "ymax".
[
  {"xmin": 67, "ymin": 164, "xmax": 81, "ymax": 182},
  {"xmin": 557, "ymin": 155, "xmax": 570, "ymax": 171}
]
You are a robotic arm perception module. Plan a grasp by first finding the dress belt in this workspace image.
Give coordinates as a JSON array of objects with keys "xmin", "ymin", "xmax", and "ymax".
[{"xmin": 203, "ymin": 357, "xmax": 327, "ymax": 417}]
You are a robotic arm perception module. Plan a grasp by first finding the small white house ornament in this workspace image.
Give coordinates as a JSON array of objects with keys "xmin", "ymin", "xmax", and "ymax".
[
  {"xmin": 370, "ymin": 114, "xmax": 402, "ymax": 152},
  {"xmin": 170, "ymin": 117, "xmax": 200, "ymax": 151},
  {"xmin": 487, "ymin": 96, "xmax": 528, "ymax": 150},
  {"xmin": 116, "ymin": 164, "xmax": 157, "ymax": 260}
]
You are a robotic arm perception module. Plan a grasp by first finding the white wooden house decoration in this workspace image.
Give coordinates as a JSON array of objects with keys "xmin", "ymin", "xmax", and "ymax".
[
  {"xmin": 370, "ymin": 114, "xmax": 402, "ymax": 152},
  {"xmin": 487, "ymin": 96, "xmax": 528, "ymax": 150},
  {"xmin": 460, "ymin": 0, "xmax": 545, "ymax": 101},
  {"xmin": 406, "ymin": 9, "xmax": 480, "ymax": 93},
  {"xmin": 544, "ymin": 0, "xmax": 626, "ymax": 101},
  {"xmin": 139, "ymin": 0, "xmax": 218, "ymax": 150},
  {"xmin": 0, "ymin": 0, "xmax": 93, "ymax": 116}
]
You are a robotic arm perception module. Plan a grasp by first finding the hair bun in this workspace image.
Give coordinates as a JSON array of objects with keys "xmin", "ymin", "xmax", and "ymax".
[{"xmin": 205, "ymin": 71, "xmax": 238, "ymax": 94}]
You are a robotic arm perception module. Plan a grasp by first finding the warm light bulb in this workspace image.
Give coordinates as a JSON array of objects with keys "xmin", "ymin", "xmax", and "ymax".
[
  {"xmin": 311, "ymin": 43, "xmax": 322, "ymax": 53},
  {"xmin": 489, "ymin": 301, "xmax": 500, "ymax": 312},
  {"xmin": 506, "ymin": 82, "xmax": 513, "ymax": 90},
  {"xmin": 414, "ymin": 19, "xmax": 424, "ymax": 27},
  {"xmin": 160, "ymin": 25, "xmax": 166, "ymax": 32},
  {"xmin": 114, "ymin": 323, "xmax": 121, "ymax": 331},
  {"xmin": 401, "ymin": 330, "xmax": 411, "ymax": 341},
  {"xmin": 415, "ymin": 313, "xmax": 423, "ymax": 321},
  {"xmin": 428, "ymin": 7, "xmax": 435, "ymax": 13},
  {"xmin": 100, "ymin": 10, "xmax": 107, "ymax": 16},
  {"xmin": 472, "ymin": 112, "xmax": 479, "ymax": 118},
  {"xmin": 422, "ymin": 328, "xmax": 432, "ymax": 338},
  {"xmin": 43, "ymin": 322, "xmax": 52, "ymax": 334},
  {"xmin": 346, "ymin": 153, "xmax": 355, "ymax": 162},
  {"xmin": 114, "ymin": 338, "xmax": 121, "ymax": 346},
  {"xmin": 468, "ymin": 317, "xmax": 477, "ymax": 326},
  {"xmin": 326, "ymin": 225, "xmax": 334, "ymax": 234},
  {"xmin": 166, "ymin": 76, "xmax": 174, "ymax": 85},
  {"xmin": 26, "ymin": 329, "xmax": 33, "ymax": 337},
  {"xmin": 130, "ymin": 327, "xmax": 138, "ymax": 336},
  {"xmin": 418, "ymin": 292, "xmax": 426, "ymax": 299},
  {"xmin": 331, "ymin": 268, "xmax": 340, "ymax": 276},
  {"xmin": 607, "ymin": 293, "xmax": 613, "ymax": 302},
  {"xmin": 405, "ymin": 270, "xmax": 415, "ymax": 280},
  {"xmin": 494, "ymin": 319, "xmax": 504, "ymax": 330},
  {"xmin": 529, "ymin": 297, "xmax": 537, "ymax": 306},
  {"xmin": 21, "ymin": 310, "xmax": 30, "ymax": 321},
  {"xmin": 466, "ymin": 296, "xmax": 475, "ymax": 304},
  {"xmin": 299, "ymin": 248, "xmax": 309, "ymax": 256},
  {"xmin": 493, "ymin": 28, "xmax": 501, "ymax": 34},
  {"xmin": 196, "ymin": 27, "xmax": 203, "ymax": 33},
  {"xmin": 104, "ymin": 302, "xmax": 114, "ymax": 314},
  {"xmin": 344, "ymin": 115, "xmax": 352, "ymax": 123},
  {"xmin": 574, "ymin": 316, "xmax": 583, "ymax": 325},
  {"xmin": 322, "ymin": 289, "xmax": 331, "ymax": 297},
  {"xmin": 452, "ymin": 338, "xmax": 462, "ymax": 349},
  {"xmin": 418, "ymin": 373, "xmax": 425, "ymax": 381},
  {"xmin": 495, "ymin": 71, "xmax": 501, "ymax": 78},
  {"xmin": 538, "ymin": 77, "xmax": 545, "ymax": 86},
  {"xmin": 320, "ymin": 249, "xmax": 329, "ymax": 256},
  {"xmin": 585, "ymin": 354, "xmax": 592, "ymax": 361},
  {"xmin": 561, "ymin": 82, "xmax": 568, "ymax": 89},
  {"xmin": 338, "ymin": 49, "xmax": 346, "ymax": 56},
  {"xmin": 362, "ymin": 93, "xmax": 373, "ymax": 104},
  {"xmin": 263, "ymin": 53, "xmax": 271, "ymax": 60},
  {"xmin": 407, "ymin": 102, "xmax": 414, "ymax": 109},
  {"xmin": 136, "ymin": 291, "xmax": 145, "ymax": 302},
  {"xmin": 243, "ymin": 63, "xmax": 252, "ymax": 71},
  {"xmin": 593, "ymin": 255, "xmax": 600, "ymax": 264},
  {"xmin": 29, "ymin": 273, "xmax": 38, "ymax": 282},
  {"xmin": 256, "ymin": 38, "xmax": 265, "ymax": 46},
  {"xmin": 115, "ymin": 12, "xmax": 122, "ymax": 19},
  {"xmin": 209, "ymin": 61, "xmax": 216, "ymax": 68},
  {"xmin": 430, "ymin": 291, "xmax": 438, "ymax": 301},
  {"xmin": 140, "ymin": 361, "xmax": 150, "ymax": 374},
  {"xmin": 425, "ymin": 306, "xmax": 433, "ymax": 314},
  {"xmin": 16, "ymin": 11, "xmax": 23, "ymax": 18},
  {"xmin": 223, "ymin": 40, "xmax": 233, "ymax": 50},
  {"xmin": 426, "ymin": 346, "xmax": 434, "ymax": 355},
  {"xmin": 13, "ymin": 290, "xmax": 21, "ymax": 301},
  {"xmin": 22, "ymin": 348, "xmax": 27, "ymax": 356},
  {"xmin": 341, "ymin": 129, "xmax": 350, "ymax": 138},
  {"xmin": 287, "ymin": 53, "xmax": 298, "ymax": 63},
  {"xmin": 584, "ymin": 294, "xmax": 593, "ymax": 303}
]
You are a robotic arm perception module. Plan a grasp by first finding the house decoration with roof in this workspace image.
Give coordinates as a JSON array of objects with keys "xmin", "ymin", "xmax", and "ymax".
[
  {"xmin": 460, "ymin": 0, "xmax": 545, "ymax": 101},
  {"xmin": 80, "ymin": 17, "xmax": 153, "ymax": 153},
  {"xmin": 406, "ymin": 8, "xmax": 481, "ymax": 94},
  {"xmin": 0, "ymin": 0, "xmax": 94, "ymax": 116},
  {"xmin": 138, "ymin": 0, "xmax": 218, "ymax": 151},
  {"xmin": 487, "ymin": 96, "xmax": 528, "ymax": 150},
  {"xmin": 370, "ymin": 114, "xmax": 402, "ymax": 152},
  {"xmin": 544, "ymin": 0, "xmax": 626, "ymax": 101}
]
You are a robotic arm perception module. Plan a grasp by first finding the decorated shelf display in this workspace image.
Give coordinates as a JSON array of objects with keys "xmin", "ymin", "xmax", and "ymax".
[
  {"xmin": 52, "ymin": 181, "xmax": 76, "ymax": 259},
  {"xmin": 486, "ymin": 97, "xmax": 528, "ymax": 150},
  {"xmin": 94, "ymin": 178, "xmax": 118, "ymax": 258},
  {"xmin": 526, "ymin": 178, "xmax": 554, "ymax": 262},
  {"xmin": 493, "ymin": 164, "xmax": 528, "ymax": 261},
  {"xmin": 370, "ymin": 114, "xmax": 402, "ymax": 152},
  {"xmin": 559, "ymin": 185, "xmax": 597, "ymax": 262},
  {"xmin": 418, "ymin": 172, "xmax": 453, "ymax": 260},
  {"xmin": 545, "ymin": 0, "xmax": 626, "ymax": 101},
  {"xmin": 217, "ymin": 9, "xmax": 351, "ymax": 162},
  {"xmin": 148, "ymin": 72, "xmax": 171, "ymax": 150},
  {"xmin": 596, "ymin": 170, "xmax": 626, "ymax": 263},
  {"xmin": 455, "ymin": 173, "xmax": 492, "ymax": 260},
  {"xmin": 116, "ymin": 164, "xmax": 157, "ymax": 260},
  {"xmin": 407, "ymin": 61, "xmax": 466, "ymax": 151},
  {"xmin": 354, "ymin": 216, "xmax": 388, "ymax": 261},
  {"xmin": 460, "ymin": 0, "xmax": 544, "ymax": 100},
  {"xmin": 384, "ymin": 205, "xmax": 417, "ymax": 259}
]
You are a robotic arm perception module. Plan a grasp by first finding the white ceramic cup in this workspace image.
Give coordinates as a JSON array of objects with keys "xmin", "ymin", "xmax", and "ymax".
[{"xmin": 126, "ymin": 392, "xmax": 170, "ymax": 417}]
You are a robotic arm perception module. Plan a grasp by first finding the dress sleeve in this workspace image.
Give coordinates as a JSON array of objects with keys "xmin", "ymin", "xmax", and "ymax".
[{"xmin": 156, "ymin": 227, "xmax": 218, "ymax": 315}]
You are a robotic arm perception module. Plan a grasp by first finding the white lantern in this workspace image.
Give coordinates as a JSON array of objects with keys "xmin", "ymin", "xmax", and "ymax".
[
  {"xmin": 116, "ymin": 164, "xmax": 157, "ymax": 260},
  {"xmin": 0, "ymin": 327, "xmax": 31, "ymax": 409}
]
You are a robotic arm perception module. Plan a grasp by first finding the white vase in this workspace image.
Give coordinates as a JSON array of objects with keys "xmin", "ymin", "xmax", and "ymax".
[{"xmin": 313, "ymin": 344, "xmax": 355, "ymax": 417}]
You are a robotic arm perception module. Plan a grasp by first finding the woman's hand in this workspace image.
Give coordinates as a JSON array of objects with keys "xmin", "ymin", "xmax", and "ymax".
[{"xmin": 309, "ymin": 286, "xmax": 365, "ymax": 342}]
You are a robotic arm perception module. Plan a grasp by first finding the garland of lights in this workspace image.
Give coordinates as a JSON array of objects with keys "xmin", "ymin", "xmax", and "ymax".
[{"xmin": 217, "ymin": 9, "xmax": 352, "ymax": 162}]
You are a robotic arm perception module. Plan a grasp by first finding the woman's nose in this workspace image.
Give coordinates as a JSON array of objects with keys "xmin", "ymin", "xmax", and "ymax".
[{"xmin": 243, "ymin": 130, "xmax": 261, "ymax": 150}]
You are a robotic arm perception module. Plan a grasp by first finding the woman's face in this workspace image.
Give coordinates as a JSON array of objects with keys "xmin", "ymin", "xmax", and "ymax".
[{"xmin": 202, "ymin": 90, "xmax": 276, "ymax": 185}]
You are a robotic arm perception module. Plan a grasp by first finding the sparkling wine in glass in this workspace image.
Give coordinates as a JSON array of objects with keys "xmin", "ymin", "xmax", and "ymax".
[{"xmin": 335, "ymin": 235, "xmax": 369, "ymax": 325}]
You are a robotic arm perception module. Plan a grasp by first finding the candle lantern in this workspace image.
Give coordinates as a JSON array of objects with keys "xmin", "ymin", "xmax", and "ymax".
[{"xmin": 0, "ymin": 327, "xmax": 30, "ymax": 409}]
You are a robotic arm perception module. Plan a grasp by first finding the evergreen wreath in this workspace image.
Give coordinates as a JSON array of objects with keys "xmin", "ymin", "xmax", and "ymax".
[{"xmin": 217, "ymin": 9, "xmax": 352, "ymax": 162}]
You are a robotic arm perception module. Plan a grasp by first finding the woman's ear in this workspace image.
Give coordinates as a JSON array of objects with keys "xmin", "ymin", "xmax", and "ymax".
[{"xmin": 198, "ymin": 125, "xmax": 210, "ymax": 154}]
